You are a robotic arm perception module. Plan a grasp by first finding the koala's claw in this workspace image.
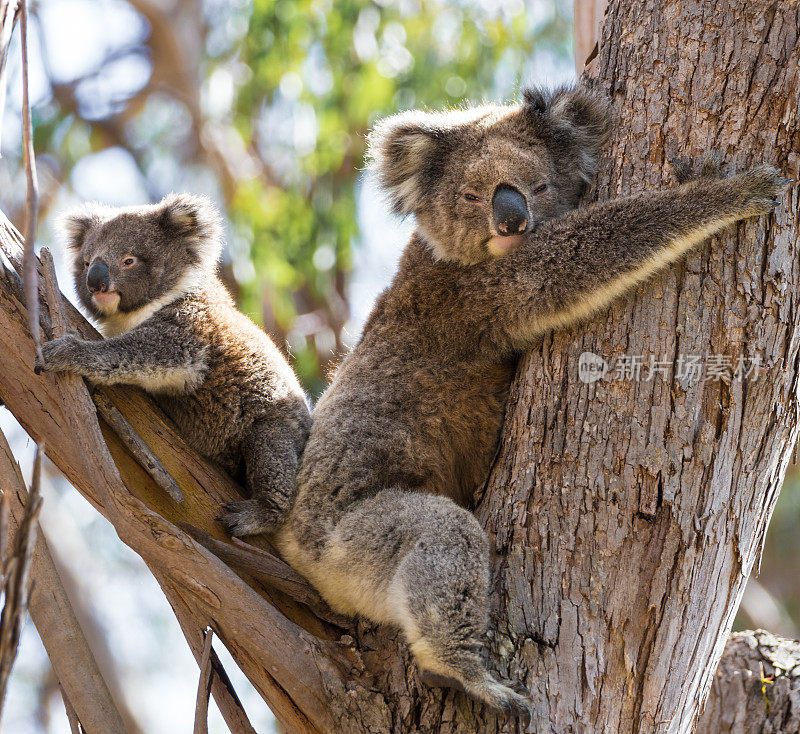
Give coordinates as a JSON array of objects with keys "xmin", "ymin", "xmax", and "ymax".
[
  {"xmin": 501, "ymin": 687, "xmax": 534, "ymax": 724},
  {"xmin": 699, "ymin": 151, "xmax": 723, "ymax": 178},
  {"xmin": 671, "ymin": 159, "xmax": 694, "ymax": 184},
  {"xmin": 216, "ymin": 499, "xmax": 281, "ymax": 537}
]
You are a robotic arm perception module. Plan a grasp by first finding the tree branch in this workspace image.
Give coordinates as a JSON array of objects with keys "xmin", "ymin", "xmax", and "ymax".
[
  {"xmin": 19, "ymin": 0, "xmax": 39, "ymax": 366},
  {"xmin": 60, "ymin": 686, "xmax": 83, "ymax": 734},
  {"xmin": 193, "ymin": 628, "xmax": 214, "ymax": 734},
  {"xmin": 0, "ymin": 426, "xmax": 133, "ymax": 733}
]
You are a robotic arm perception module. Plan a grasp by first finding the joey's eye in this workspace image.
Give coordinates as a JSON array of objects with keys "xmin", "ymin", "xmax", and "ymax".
[
  {"xmin": 462, "ymin": 192, "xmax": 480, "ymax": 203},
  {"xmin": 533, "ymin": 183, "xmax": 548, "ymax": 195},
  {"xmin": 121, "ymin": 256, "xmax": 137, "ymax": 268},
  {"xmin": 83, "ymin": 261, "xmax": 89, "ymax": 269}
]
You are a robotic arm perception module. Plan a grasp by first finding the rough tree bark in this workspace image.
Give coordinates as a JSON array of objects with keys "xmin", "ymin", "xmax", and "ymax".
[{"xmin": 1, "ymin": 1, "xmax": 800, "ymax": 733}]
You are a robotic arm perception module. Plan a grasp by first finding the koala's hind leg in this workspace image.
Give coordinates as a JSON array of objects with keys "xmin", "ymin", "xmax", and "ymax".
[
  {"xmin": 383, "ymin": 499, "xmax": 533, "ymax": 721},
  {"xmin": 293, "ymin": 490, "xmax": 533, "ymax": 719},
  {"xmin": 217, "ymin": 420, "xmax": 302, "ymax": 537}
]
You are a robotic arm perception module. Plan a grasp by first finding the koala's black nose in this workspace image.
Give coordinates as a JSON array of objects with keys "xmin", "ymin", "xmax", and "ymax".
[
  {"xmin": 87, "ymin": 262, "xmax": 110, "ymax": 293},
  {"xmin": 492, "ymin": 185, "xmax": 529, "ymax": 236}
]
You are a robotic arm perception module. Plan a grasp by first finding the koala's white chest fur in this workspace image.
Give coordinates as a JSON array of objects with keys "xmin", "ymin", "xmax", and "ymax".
[{"xmin": 96, "ymin": 268, "xmax": 204, "ymax": 337}]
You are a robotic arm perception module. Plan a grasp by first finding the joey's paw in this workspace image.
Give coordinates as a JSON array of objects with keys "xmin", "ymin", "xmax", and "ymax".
[
  {"xmin": 38, "ymin": 333, "xmax": 83, "ymax": 374},
  {"xmin": 672, "ymin": 151, "xmax": 723, "ymax": 183},
  {"xmin": 216, "ymin": 499, "xmax": 282, "ymax": 537},
  {"xmin": 732, "ymin": 165, "xmax": 792, "ymax": 217}
]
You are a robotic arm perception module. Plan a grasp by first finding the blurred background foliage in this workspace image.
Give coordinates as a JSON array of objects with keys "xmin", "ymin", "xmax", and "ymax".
[{"xmin": 0, "ymin": 1, "xmax": 797, "ymax": 732}]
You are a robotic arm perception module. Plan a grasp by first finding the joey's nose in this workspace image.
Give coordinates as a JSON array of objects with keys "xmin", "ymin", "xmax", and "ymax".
[
  {"xmin": 87, "ymin": 262, "xmax": 110, "ymax": 293},
  {"xmin": 492, "ymin": 185, "xmax": 529, "ymax": 236}
]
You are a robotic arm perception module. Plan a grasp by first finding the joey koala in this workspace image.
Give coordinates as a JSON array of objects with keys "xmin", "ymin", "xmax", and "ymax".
[
  {"xmin": 274, "ymin": 86, "xmax": 790, "ymax": 719},
  {"xmin": 40, "ymin": 194, "xmax": 311, "ymax": 535}
]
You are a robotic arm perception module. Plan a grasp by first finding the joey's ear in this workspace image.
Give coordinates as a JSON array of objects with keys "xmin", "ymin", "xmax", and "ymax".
[
  {"xmin": 58, "ymin": 205, "xmax": 104, "ymax": 253},
  {"xmin": 158, "ymin": 193, "xmax": 223, "ymax": 268},
  {"xmin": 367, "ymin": 111, "xmax": 458, "ymax": 215},
  {"xmin": 524, "ymin": 85, "xmax": 611, "ymax": 182}
]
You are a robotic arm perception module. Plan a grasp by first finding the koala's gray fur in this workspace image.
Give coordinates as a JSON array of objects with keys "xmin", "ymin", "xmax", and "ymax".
[
  {"xmin": 42, "ymin": 194, "xmax": 311, "ymax": 535},
  {"xmin": 274, "ymin": 86, "xmax": 789, "ymax": 719}
]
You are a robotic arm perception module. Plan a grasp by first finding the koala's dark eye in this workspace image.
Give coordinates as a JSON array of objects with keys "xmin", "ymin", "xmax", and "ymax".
[
  {"xmin": 462, "ymin": 192, "xmax": 481, "ymax": 203},
  {"xmin": 83, "ymin": 260, "xmax": 89, "ymax": 269},
  {"xmin": 121, "ymin": 255, "xmax": 138, "ymax": 268},
  {"xmin": 533, "ymin": 183, "xmax": 548, "ymax": 195}
]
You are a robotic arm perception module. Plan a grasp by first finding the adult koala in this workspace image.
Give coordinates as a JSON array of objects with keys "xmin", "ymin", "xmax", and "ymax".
[{"xmin": 270, "ymin": 86, "xmax": 788, "ymax": 718}]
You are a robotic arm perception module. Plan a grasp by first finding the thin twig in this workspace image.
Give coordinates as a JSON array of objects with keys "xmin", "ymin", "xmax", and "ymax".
[
  {"xmin": 0, "ymin": 443, "xmax": 43, "ymax": 716},
  {"xmin": 206, "ymin": 648, "xmax": 257, "ymax": 734},
  {"xmin": 92, "ymin": 391, "xmax": 184, "ymax": 503},
  {"xmin": 0, "ymin": 1, "xmax": 19, "ymax": 154},
  {"xmin": 60, "ymin": 685, "xmax": 83, "ymax": 734},
  {"xmin": 19, "ymin": 0, "xmax": 40, "ymax": 366},
  {"xmin": 193, "ymin": 628, "xmax": 214, "ymax": 734},
  {"xmin": 0, "ymin": 485, "xmax": 8, "ymax": 575}
]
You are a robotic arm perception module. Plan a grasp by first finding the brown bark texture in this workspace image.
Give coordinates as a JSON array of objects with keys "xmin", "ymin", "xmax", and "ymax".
[
  {"xmin": 0, "ymin": 1, "xmax": 799, "ymax": 732},
  {"xmin": 697, "ymin": 630, "xmax": 800, "ymax": 734}
]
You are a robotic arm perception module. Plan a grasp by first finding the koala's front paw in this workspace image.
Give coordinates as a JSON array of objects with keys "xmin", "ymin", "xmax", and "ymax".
[
  {"xmin": 216, "ymin": 499, "xmax": 283, "ymax": 537},
  {"xmin": 38, "ymin": 332, "xmax": 84, "ymax": 374},
  {"xmin": 672, "ymin": 151, "xmax": 723, "ymax": 183},
  {"xmin": 731, "ymin": 165, "xmax": 792, "ymax": 217}
]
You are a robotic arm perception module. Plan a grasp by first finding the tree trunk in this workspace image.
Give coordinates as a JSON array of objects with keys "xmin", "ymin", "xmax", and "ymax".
[
  {"xmin": 477, "ymin": 1, "xmax": 800, "ymax": 732},
  {"xmin": 1, "ymin": 1, "xmax": 799, "ymax": 732}
]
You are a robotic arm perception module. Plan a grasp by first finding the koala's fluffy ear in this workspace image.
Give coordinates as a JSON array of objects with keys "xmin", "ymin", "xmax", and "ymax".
[
  {"xmin": 523, "ymin": 85, "xmax": 612, "ymax": 184},
  {"xmin": 367, "ymin": 111, "xmax": 458, "ymax": 216},
  {"xmin": 158, "ymin": 193, "xmax": 223, "ymax": 268},
  {"xmin": 58, "ymin": 205, "xmax": 105, "ymax": 253}
]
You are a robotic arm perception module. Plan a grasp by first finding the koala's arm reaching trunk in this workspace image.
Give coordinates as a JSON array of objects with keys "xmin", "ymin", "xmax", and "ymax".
[
  {"xmin": 482, "ymin": 166, "xmax": 789, "ymax": 350},
  {"xmin": 38, "ymin": 320, "xmax": 208, "ymax": 394}
]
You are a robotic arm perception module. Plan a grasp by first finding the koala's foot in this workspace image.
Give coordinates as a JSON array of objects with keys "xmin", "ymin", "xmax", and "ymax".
[
  {"xmin": 728, "ymin": 165, "xmax": 792, "ymax": 218},
  {"xmin": 420, "ymin": 668, "xmax": 533, "ymax": 723},
  {"xmin": 382, "ymin": 495, "xmax": 533, "ymax": 722},
  {"xmin": 216, "ymin": 499, "xmax": 284, "ymax": 537}
]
